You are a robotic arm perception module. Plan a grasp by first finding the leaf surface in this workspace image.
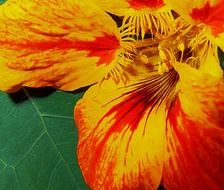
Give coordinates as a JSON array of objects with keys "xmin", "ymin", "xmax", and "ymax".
[{"xmin": 0, "ymin": 88, "xmax": 89, "ymax": 190}]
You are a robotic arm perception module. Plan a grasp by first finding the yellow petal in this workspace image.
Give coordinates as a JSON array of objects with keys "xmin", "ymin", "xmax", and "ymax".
[
  {"xmin": 214, "ymin": 33, "xmax": 224, "ymax": 52},
  {"xmin": 92, "ymin": 0, "xmax": 165, "ymax": 16},
  {"xmin": 165, "ymin": 0, "xmax": 219, "ymax": 18},
  {"xmin": 74, "ymin": 55, "xmax": 181, "ymax": 189},
  {"xmin": 0, "ymin": 0, "xmax": 121, "ymax": 92},
  {"xmin": 163, "ymin": 65, "xmax": 224, "ymax": 189},
  {"xmin": 91, "ymin": 0, "xmax": 129, "ymax": 16},
  {"xmin": 74, "ymin": 71, "xmax": 169, "ymax": 189},
  {"xmin": 173, "ymin": 63, "xmax": 223, "ymax": 126},
  {"xmin": 198, "ymin": 47, "xmax": 223, "ymax": 78}
]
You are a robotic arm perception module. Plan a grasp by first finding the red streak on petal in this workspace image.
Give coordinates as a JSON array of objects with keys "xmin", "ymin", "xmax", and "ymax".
[
  {"xmin": 85, "ymin": 93, "xmax": 148, "ymax": 185},
  {"xmin": 102, "ymin": 95, "xmax": 147, "ymax": 132},
  {"xmin": 164, "ymin": 97, "xmax": 224, "ymax": 189},
  {"xmin": 190, "ymin": 0, "xmax": 224, "ymax": 36},
  {"xmin": 1, "ymin": 34, "xmax": 120, "ymax": 66},
  {"xmin": 128, "ymin": 0, "xmax": 164, "ymax": 9}
]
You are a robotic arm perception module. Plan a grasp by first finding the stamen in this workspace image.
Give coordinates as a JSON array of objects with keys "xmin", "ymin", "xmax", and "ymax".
[{"xmin": 173, "ymin": 15, "xmax": 219, "ymax": 66}]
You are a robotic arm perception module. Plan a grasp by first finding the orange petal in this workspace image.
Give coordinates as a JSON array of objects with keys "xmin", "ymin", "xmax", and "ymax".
[
  {"xmin": 163, "ymin": 64, "xmax": 224, "ymax": 189},
  {"xmin": 0, "ymin": 0, "xmax": 120, "ymax": 92},
  {"xmin": 165, "ymin": 0, "xmax": 203, "ymax": 15},
  {"xmin": 190, "ymin": 0, "xmax": 224, "ymax": 36},
  {"xmin": 74, "ymin": 76, "xmax": 168, "ymax": 189},
  {"xmin": 165, "ymin": 0, "xmax": 224, "ymax": 50}
]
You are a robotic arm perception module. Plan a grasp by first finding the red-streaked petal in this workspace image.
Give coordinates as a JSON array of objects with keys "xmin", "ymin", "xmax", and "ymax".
[
  {"xmin": 165, "ymin": 0, "xmax": 224, "ymax": 50},
  {"xmin": 164, "ymin": 0, "xmax": 217, "ymax": 21},
  {"xmin": 163, "ymin": 64, "xmax": 224, "ymax": 190},
  {"xmin": 75, "ymin": 78, "xmax": 167, "ymax": 190},
  {"xmin": 0, "ymin": 0, "xmax": 120, "ymax": 92},
  {"xmin": 190, "ymin": 0, "xmax": 224, "ymax": 36}
]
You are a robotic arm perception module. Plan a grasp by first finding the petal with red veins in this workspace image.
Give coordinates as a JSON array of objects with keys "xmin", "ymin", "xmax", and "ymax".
[
  {"xmin": 163, "ymin": 64, "xmax": 224, "ymax": 190},
  {"xmin": 190, "ymin": 0, "xmax": 224, "ymax": 36},
  {"xmin": 0, "ymin": 0, "xmax": 120, "ymax": 92},
  {"xmin": 165, "ymin": 0, "xmax": 224, "ymax": 50},
  {"xmin": 74, "ymin": 76, "xmax": 167, "ymax": 190},
  {"xmin": 164, "ymin": 0, "xmax": 217, "ymax": 19}
]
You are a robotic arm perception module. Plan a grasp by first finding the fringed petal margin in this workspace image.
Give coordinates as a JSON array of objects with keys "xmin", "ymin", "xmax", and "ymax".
[
  {"xmin": 74, "ymin": 77, "xmax": 168, "ymax": 189},
  {"xmin": 163, "ymin": 64, "xmax": 224, "ymax": 190},
  {"xmin": 0, "ymin": 0, "xmax": 121, "ymax": 92},
  {"xmin": 92, "ymin": 0, "xmax": 174, "ymax": 38}
]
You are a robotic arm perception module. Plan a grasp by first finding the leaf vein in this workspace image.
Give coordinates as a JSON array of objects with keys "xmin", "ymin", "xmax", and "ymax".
[
  {"xmin": 41, "ymin": 114, "xmax": 73, "ymax": 120},
  {"xmin": 46, "ymin": 159, "xmax": 62, "ymax": 190},
  {"xmin": 23, "ymin": 89, "xmax": 81, "ymax": 189},
  {"xmin": 14, "ymin": 131, "xmax": 46, "ymax": 168}
]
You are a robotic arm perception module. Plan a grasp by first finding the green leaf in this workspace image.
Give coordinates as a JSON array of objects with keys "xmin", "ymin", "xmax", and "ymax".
[
  {"xmin": 0, "ymin": 88, "xmax": 89, "ymax": 190},
  {"xmin": 0, "ymin": 0, "xmax": 6, "ymax": 5}
]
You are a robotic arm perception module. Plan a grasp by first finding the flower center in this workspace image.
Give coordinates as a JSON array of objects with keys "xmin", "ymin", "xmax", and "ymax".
[
  {"xmin": 129, "ymin": 29, "xmax": 201, "ymax": 111},
  {"xmin": 156, "ymin": 25, "xmax": 206, "ymax": 74},
  {"xmin": 134, "ymin": 29, "xmax": 200, "ymax": 76}
]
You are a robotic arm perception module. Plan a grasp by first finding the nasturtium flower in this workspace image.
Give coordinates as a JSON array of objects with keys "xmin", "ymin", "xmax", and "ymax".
[
  {"xmin": 0, "ymin": 0, "xmax": 224, "ymax": 190},
  {"xmin": 75, "ymin": 43, "xmax": 224, "ymax": 189}
]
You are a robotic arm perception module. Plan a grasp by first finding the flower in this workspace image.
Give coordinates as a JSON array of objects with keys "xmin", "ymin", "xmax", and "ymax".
[
  {"xmin": 0, "ymin": 0, "xmax": 224, "ymax": 190},
  {"xmin": 75, "ymin": 41, "xmax": 224, "ymax": 189}
]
